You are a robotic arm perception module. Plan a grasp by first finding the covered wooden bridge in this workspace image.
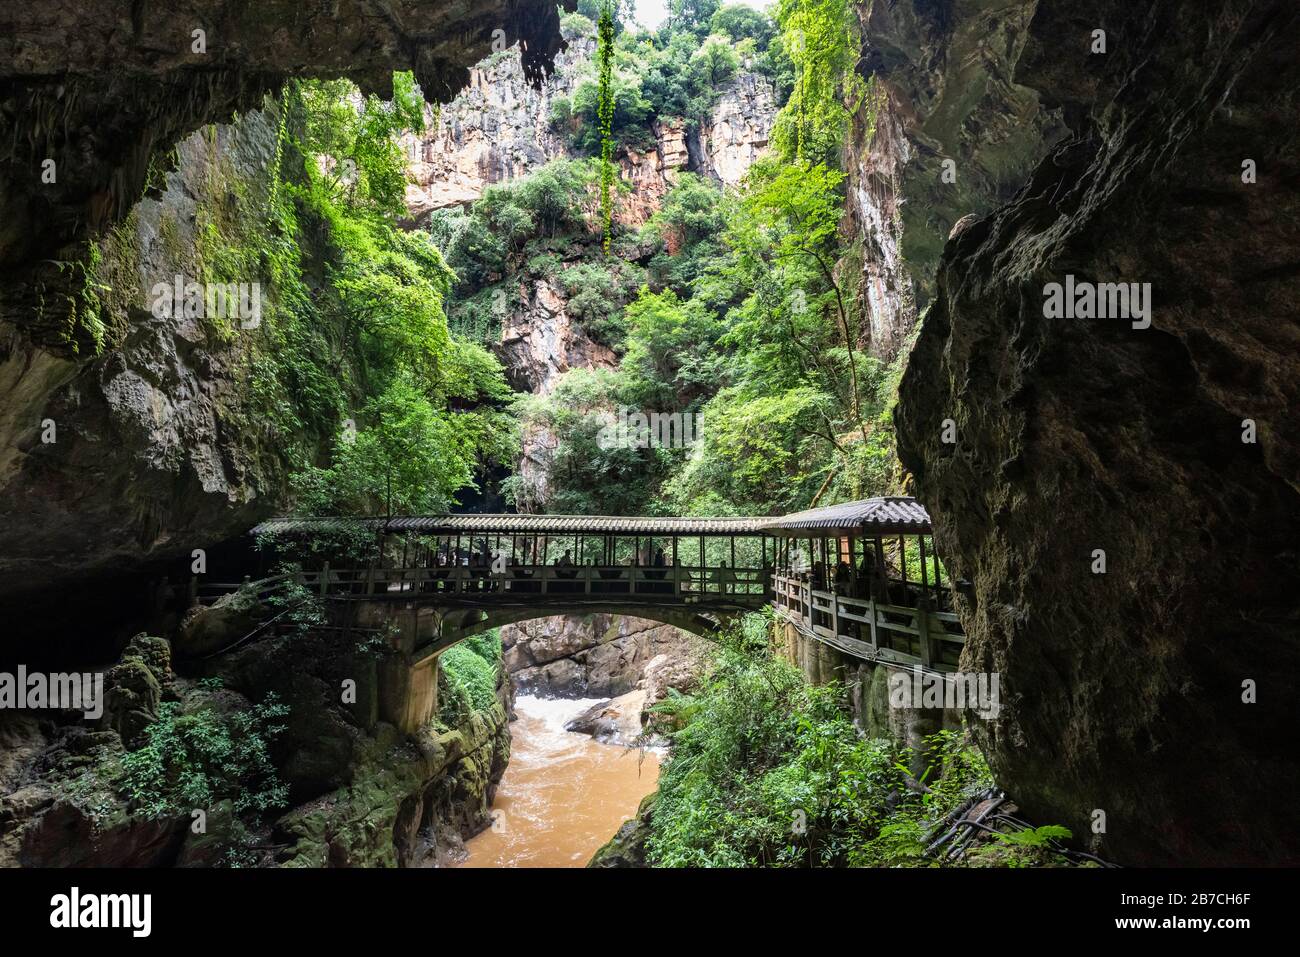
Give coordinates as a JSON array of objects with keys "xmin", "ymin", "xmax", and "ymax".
[
  {"xmin": 760, "ymin": 498, "xmax": 966, "ymax": 673},
  {"xmin": 242, "ymin": 496, "xmax": 964, "ymax": 670}
]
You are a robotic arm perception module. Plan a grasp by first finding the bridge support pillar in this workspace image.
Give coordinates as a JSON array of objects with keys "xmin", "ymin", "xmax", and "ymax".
[
  {"xmin": 773, "ymin": 618, "xmax": 958, "ymax": 768},
  {"xmin": 355, "ymin": 601, "xmax": 443, "ymax": 735}
]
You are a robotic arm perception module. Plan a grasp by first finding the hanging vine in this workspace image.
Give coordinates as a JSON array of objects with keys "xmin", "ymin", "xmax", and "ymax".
[{"xmin": 597, "ymin": 0, "xmax": 615, "ymax": 255}]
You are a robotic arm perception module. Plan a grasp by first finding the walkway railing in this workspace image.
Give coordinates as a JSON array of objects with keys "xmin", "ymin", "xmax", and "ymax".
[
  {"xmin": 192, "ymin": 568, "xmax": 965, "ymax": 673},
  {"xmin": 769, "ymin": 572, "xmax": 965, "ymax": 672},
  {"xmin": 287, "ymin": 563, "xmax": 770, "ymax": 604}
]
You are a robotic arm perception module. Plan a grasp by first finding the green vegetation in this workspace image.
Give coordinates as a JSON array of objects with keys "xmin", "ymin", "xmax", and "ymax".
[
  {"xmin": 439, "ymin": 631, "xmax": 503, "ymax": 723},
  {"xmin": 119, "ymin": 694, "xmax": 289, "ymax": 819},
  {"xmin": 770, "ymin": 0, "xmax": 866, "ymax": 164},
  {"xmin": 598, "ymin": 0, "xmax": 617, "ymax": 253},
  {"xmin": 489, "ymin": 1, "xmax": 904, "ymax": 519},
  {"xmin": 647, "ymin": 615, "xmax": 1003, "ymax": 867},
  {"xmin": 110, "ymin": 1, "xmax": 1029, "ymax": 872},
  {"xmin": 177, "ymin": 72, "xmax": 519, "ymax": 515}
]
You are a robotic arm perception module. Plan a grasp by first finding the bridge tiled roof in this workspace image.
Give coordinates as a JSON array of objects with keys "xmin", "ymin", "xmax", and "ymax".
[
  {"xmin": 251, "ymin": 513, "xmax": 766, "ymax": 536},
  {"xmin": 251, "ymin": 497, "xmax": 933, "ymax": 538},
  {"xmin": 757, "ymin": 497, "xmax": 932, "ymax": 534}
]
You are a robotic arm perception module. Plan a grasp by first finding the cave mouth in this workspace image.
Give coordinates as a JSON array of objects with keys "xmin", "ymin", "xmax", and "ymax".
[{"xmin": 0, "ymin": 0, "xmax": 1296, "ymax": 893}]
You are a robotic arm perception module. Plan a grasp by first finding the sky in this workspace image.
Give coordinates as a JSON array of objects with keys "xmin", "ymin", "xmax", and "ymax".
[{"xmin": 629, "ymin": 0, "xmax": 773, "ymax": 31}]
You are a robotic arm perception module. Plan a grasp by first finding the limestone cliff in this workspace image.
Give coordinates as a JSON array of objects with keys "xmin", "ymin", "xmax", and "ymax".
[
  {"xmin": 0, "ymin": 1, "xmax": 567, "ymax": 613},
  {"xmin": 843, "ymin": 0, "xmax": 1065, "ymax": 361},
  {"xmin": 403, "ymin": 39, "xmax": 776, "ymax": 226},
  {"xmin": 403, "ymin": 38, "xmax": 596, "ymax": 222},
  {"xmin": 888, "ymin": 0, "xmax": 1300, "ymax": 865}
]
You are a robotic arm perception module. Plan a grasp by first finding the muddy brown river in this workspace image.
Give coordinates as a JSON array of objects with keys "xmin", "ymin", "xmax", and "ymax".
[{"xmin": 455, "ymin": 695, "xmax": 660, "ymax": 868}]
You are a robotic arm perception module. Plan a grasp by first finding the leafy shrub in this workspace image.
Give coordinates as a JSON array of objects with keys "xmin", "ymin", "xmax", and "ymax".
[
  {"xmin": 119, "ymin": 694, "xmax": 289, "ymax": 819},
  {"xmin": 647, "ymin": 615, "xmax": 996, "ymax": 867},
  {"xmin": 560, "ymin": 12, "xmax": 596, "ymax": 40}
]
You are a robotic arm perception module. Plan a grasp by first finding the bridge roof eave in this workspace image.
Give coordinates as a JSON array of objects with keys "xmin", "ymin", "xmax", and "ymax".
[{"xmin": 757, "ymin": 496, "xmax": 932, "ymax": 537}]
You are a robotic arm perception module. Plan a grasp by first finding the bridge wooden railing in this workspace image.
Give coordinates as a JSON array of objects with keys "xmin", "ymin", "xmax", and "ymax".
[
  {"xmin": 769, "ymin": 572, "xmax": 965, "ymax": 672},
  {"xmin": 190, "ymin": 567, "xmax": 964, "ymax": 672},
  {"xmin": 284, "ymin": 563, "xmax": 771, "ymax": 604}
]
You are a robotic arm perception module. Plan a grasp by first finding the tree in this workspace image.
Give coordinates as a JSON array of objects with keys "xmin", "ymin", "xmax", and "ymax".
[
  {"xmin": 668, "ymin": 0, "xmax": 722, "ymax": 39},
  {"xmin": 689, "ymin": 35, "xmax": 741, "ymax": 90},
  {"xmin": 710, "ymin": 4, "xmax": 775, "ymax": 46}
]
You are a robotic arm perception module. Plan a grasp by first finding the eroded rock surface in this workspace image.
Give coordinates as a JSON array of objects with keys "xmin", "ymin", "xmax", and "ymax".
[
  {"xmin": 0, "ymin": 1, "xmax": 566, "ymax": 610},
  {"xmin": 503, "ymin": 614, "xmax": 706, "ymax": 701},
  {"xmin": 0, "ymin": 0, "xmax": 564, "ymax": 346},
  {"xmin": 894, "ymin": 0, "xmax": 1300, "ymax": 865},
  {"xmin": 845, "ymin": 0, "xmax": 1065, "ymax": 360}
]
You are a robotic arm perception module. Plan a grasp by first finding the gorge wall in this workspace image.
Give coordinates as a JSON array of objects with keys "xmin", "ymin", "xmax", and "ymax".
[
  {"xmin": 886, "ymin": 0, "xmax": 1300, "ymax": 865},
  {"xmin": 843, "ymin": 0, "xmax": 1066, "ymax": 362},
  {"xmin": 0, "ymin": 0, "xmax": 566, "ymax": 618},
  {"xmin": 408, "ymin": 34, "xmax": 775, "ymax": 679}
]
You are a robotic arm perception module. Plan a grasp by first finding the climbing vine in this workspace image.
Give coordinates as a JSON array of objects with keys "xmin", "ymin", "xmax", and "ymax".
[{"xmin": 597, "ymin": 0, "xmax": 616, "ymax": 254}]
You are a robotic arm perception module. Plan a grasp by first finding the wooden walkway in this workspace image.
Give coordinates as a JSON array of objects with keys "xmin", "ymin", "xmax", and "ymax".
[{"xmin": 769, "ymin": 572, "xmax": 965, "ymax": 673}]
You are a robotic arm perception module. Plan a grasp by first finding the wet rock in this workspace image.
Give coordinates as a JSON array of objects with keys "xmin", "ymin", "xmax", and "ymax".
[
  {"xmin": 587, "ymin": 792, "xmax": 656, "ymax": 868},
  {"xmin": 565, "ymin": 690, "xmax": 647, "ymax": 745},
  {"xmin": 506, "ymin": 615, "xmax": 707, "ymax": 699},
  {"xmin": 103, "ymin": 633, "xmax": 171, "ymax": 744},
  {"xmin": 275, "ymin": 677, "xmax": 512, "ymax": 868}
]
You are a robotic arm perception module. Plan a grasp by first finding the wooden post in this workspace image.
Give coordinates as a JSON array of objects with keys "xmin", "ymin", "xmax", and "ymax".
[
  {"xmin": 931, "ymin": 537, "xmax": 943, "ymax": 605},
  {"xmin": 320, "ymin": 561, "xmax": 330, "ymax": 597},
  {"xmin": 916, "ymin": 598, "xmax": 932, "ymax": 668}
]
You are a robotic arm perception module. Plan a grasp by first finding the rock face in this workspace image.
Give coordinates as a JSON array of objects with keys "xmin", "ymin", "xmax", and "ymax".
[
  {"xmin": 1, "ymin": 633, "xmax": 189, "ymax": 867},
  {"xmin": 404, "ymin": 40, "xmax": 776, "ymax": 224},
  {"xmin": 892, "ymin": 0, "xmax": 1300, "ymax": 865},
  {"xmin": 0, "ymin": 0, "xmax": 563, "ymax": 346},
  {"xmin": 1, "ymin": 112, "xmax": 288, "ymax": 617},
  {"xmin": 844, "ymin": 0, "xmax": 1065, "ymax": 360},
  {"xmin": 498, "ymin": 277, "xmax": 619, "ymax": 396},
  {"xmin": 277, "ymin": 676, "xmax": 512, "ymax": 868},
  {"xmin": 0, "ymin": 1, "xmax": 566, "ymax": 611},
  {"xmin": 695, "ymin": 71, "xmax": 776, "ymax": 187},
  {"xmin": 503, "ymin": 614, "xmax": 706, "ymax": 700},
  {"xmin": 497, "ymin": 274, "xmax": 618, "ymax": 510},
  {"xmin": 403, "ymin": 38, "xmax": 596, "ymax": 222},
  {"xmin": 0, "ymin": 626, "xmax": 511, "ymax": 867}
]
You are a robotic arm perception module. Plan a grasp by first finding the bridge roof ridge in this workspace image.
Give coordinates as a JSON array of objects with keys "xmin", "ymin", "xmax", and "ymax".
[
  {"xmin": 250, "ymin": 513, "xmax": 769, "ymax": 536},
  {"xmin": 757, "ymin": 496, "xmax": 931, "ymax": 534}
]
